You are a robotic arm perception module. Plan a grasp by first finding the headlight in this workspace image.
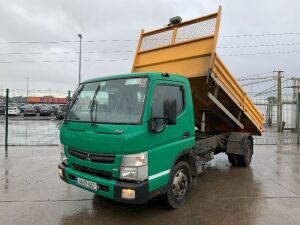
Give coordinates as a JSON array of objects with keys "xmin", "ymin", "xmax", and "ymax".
[
  {"xmin": 121, "ymin": 152, "xmax": 148, "ymax": 166},
  {"xmin": 120, "ymin": 152, "xmax": 148, "ymax": 182},
  {"xmin": 60, "ymin": 145, "xmax": 67, "ymax": 164}
]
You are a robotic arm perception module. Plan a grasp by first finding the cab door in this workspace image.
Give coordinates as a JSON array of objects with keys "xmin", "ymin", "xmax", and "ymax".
[{"xmin": 147, "ymin": 80, "xmax": 195, "ymax": 191}]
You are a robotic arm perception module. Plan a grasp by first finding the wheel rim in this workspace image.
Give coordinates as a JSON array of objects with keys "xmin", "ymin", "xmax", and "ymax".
[{"xmin": 172, "ymin": 169, "xmax": 188, "ymax": 199}]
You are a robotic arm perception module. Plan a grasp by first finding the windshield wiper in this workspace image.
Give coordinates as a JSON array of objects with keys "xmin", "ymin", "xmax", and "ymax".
[
  {"xmin": 65, "ymin": 85, "xmax": 84, "ymax": 121},
  {"xmin": 90, "ymin": 84, "xmax": 100, "ymax": 126}
]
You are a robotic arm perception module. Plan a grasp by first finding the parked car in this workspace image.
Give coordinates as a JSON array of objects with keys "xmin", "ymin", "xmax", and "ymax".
[
  {"xmin": 19, "ymin": 104, "xmax": 27, "ymax": 113},
  {"xmin": 24, "ymin": 105, "xmax": 37, "ymax": 116},
  {"xmin": 7, "ymin": 107, "xmax": 21, "ymax": 116},
  {"xmin": 33, "ymin": 104, "xmax": 41, "ymax": 113},
  {"xmin": 0, "ymin": 105, "xmax": 5, "ymax": 115},
  {"xmin": 50, "ymin": 105, "xmax": 58, "ymax": 114},
  {"xmin": 56, "ymin": 105, "xmax": 67, "ymax": 120},
  {"xmin": 40, "ymin": 106, "xmax": 51, "ymax": 116}
]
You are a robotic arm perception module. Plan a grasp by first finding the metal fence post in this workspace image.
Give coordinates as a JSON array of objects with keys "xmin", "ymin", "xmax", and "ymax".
[
  {"xmin": 297, "ymin": 92, "xmax": 300, "ymax": 145},
  {"xmin": 68, "ymin": 90, "xmax": 71, "ymax": 102},
  {"xmin": 5, "ymin": 89, "xmax": 9, "ymax": 156}
]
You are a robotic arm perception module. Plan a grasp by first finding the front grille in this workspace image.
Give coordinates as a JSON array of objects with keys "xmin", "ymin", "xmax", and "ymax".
[
  {"xmin": 71, "ymin": 163, "xmax": 113, "ymax": 180},
  {"xmin": 68, "ymin": 147, "xmax": 115, "ymax": 163}
]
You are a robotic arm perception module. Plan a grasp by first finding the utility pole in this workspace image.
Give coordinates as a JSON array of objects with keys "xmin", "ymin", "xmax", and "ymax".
[
  {"xmin": 26, "ymin": 76, "xmax": 29, "ymax": 103},
  {"xmin": 5, "ymin": 89, "xmax": 9, "ymax": 155},
  {"xmin": 78, "ymin": 34, "xmax": 83, "ymax": 85},
  {"xmin": 274, "ymin": 71, "xmax": 284, "ymax": 132},
  {"xmin": 297, "ymin": 92, "xmax": 300, "ymax": 144},
  {"xmin": 0, "ymin": 86, "xmax": 3, "ymax": 103},
  {"xmin": 291, "ymin": 77, "xmax": 300, "ymax": 100}
]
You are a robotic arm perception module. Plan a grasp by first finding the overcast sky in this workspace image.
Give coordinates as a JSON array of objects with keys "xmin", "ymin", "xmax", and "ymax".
[{"xmin": 1, "ymin": 0, "xmax": 300, "ymax": 96}]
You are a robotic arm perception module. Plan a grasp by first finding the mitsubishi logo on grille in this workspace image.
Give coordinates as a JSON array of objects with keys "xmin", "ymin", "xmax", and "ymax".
[{"xmin": 86, "ymin": 153, "xmax": 91, "ymax": 161}]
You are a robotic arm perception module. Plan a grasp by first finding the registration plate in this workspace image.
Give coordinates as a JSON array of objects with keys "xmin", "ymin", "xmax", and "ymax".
[{"xmin": 77, "ymin": 177, "xmax": 98, "ymax": 191}]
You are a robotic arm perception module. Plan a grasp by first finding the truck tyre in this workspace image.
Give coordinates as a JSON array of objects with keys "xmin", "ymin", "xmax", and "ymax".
[
  {"xmin": 237, "ymin": 138, "xmax": 253, "ymax": 167},
  {"xmin": 165, "ymin": 161, "xmax": 192, "ymax": 209},
  {"xmin": 227, "ymin": 153, "xmax": 239, "ymax": 166}
]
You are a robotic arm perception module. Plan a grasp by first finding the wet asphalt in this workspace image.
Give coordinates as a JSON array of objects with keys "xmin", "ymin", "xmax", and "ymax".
[
  {"xmin": 0, "ymin": 116, "xmax": 61, "ymax": 146},
  {"xmin": 0, "ymin": 144, "xmax": 300, "ymax": 225}
]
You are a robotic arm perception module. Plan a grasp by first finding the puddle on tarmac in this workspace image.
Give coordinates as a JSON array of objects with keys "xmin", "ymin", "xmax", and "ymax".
[{"xmin": 0, "ymin": 118, "xmax": 61, "ymax": 145}]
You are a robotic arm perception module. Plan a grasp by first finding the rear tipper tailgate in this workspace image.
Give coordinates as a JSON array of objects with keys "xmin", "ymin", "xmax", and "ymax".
[{"xmin": 131, "ymin": 6, "xmax": 263, "ymax": 135}]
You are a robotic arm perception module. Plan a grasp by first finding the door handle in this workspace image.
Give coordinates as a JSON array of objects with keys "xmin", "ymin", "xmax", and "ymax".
[{"xmin": 182, "ymin": 131, "xmax": 190, "ymax": 139}]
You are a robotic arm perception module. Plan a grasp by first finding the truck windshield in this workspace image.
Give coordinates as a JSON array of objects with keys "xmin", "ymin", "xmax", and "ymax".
[{"xmin": 66, "ymin": 77, "xmax": 148, "ymax": 124}]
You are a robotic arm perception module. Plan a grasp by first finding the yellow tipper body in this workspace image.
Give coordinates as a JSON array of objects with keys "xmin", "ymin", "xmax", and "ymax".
[{"xmin": 132, "ymin": 6, "xmax": 263, "ymax": 135}]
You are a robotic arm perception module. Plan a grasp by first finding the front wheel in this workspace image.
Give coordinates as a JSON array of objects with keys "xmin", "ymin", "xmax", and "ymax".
[{"xmin": 165, "ymin": 161, "xmax": 192, "ymax": 209}]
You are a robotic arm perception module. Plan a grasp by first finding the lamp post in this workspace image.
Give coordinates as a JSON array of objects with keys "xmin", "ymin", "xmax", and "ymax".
[
  {"xmin": 78, "ymin": 34, "xmax": 83, "ymax": 85},
  {"xmin": 26, "ymin": 76, "xmax": 29, "ymax": 103}
]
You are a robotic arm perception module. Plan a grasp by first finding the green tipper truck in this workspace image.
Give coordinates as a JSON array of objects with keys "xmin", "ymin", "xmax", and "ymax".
[{"xmin": 58, "ymin": 7, "xmax": 263, "ymax": 208}]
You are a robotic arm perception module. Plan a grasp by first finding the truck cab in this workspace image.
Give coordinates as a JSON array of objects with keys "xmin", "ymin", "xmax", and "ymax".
[{"xmin": 59, "ymin": 72, "xmax": 196, "ymax": 207}]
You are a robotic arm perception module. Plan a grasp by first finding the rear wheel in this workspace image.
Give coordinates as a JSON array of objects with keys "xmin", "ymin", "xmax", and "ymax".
[
  {"xmin": 165, "ymin": 161, "xmax": 192, "ymax": 209},
  {"xmin": 237, "ymin": 139, "xmax": 253, "ymax": 167},
  {"xmin": 227, "ymin": 153, "xmax": 239, "ymax": 166}
]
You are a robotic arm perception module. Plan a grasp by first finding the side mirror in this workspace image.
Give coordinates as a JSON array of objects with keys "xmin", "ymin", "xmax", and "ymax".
[{"xmin": 164, "ymin": 99, "xmax": 177, "ymax": 125}]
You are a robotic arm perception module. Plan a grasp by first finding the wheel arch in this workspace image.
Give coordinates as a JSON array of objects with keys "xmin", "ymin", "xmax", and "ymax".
[
  {"xmin": 172, "ymin": 148, "xmax": 194, "ymax": 166},
  {"xmin": 171, "ymin": 148, "xmax": 197, "ymax": 177}
]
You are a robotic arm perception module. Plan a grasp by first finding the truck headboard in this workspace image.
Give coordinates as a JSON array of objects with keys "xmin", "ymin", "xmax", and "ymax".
[{"xmin": 131, "ymin": 6, "xmax": 222, "ymax": 77}]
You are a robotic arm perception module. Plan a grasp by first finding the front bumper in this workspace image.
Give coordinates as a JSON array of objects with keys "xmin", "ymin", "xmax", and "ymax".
[
  {"xmin": 24, "ymin": 113, "xmax": 36, "ymax": 116},
  {"xmin": 40, "ymin": 112, "xmax": 51, "ymax": 116},
  {"xmin": 8, "ymin": 112, "xmax": 18, "ymax": 115},
  {"xmin": 56, "ymin": 114, "xmax": 65, "ymax": 119},
  {"xmin": 58, "ymin": 163, "xmax": 150, "ymax": 204}
]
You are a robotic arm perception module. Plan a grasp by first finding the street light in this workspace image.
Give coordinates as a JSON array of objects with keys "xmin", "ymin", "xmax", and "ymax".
[
  {"xmin": 26, "ymin": 76, "xmax": 29, "ymax": 103},
  {"xmin": 78, "ymin": 34, "xmax": 83, "ymax": 85}
]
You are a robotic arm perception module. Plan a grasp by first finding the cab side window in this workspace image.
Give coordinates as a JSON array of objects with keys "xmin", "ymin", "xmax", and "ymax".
[{"xmin": 152, "ymin": 85, "xmax": 184, "ymax": 118}]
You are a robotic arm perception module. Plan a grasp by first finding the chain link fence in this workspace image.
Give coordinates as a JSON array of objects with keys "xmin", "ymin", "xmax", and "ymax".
[
  {"xmin": 0, "ymin": 119, "xmax": 61, "ymax": 146},
  {"xmin": 0, "ymin": 88, "xmax": 72, "ymax": 146},
  {"xmin": 0, "ymin": 88, "xmax": 299, "ymax": 146},
  {"xmin": 251, "ymin": 92, "xmax": 299, "ymax": 144}
]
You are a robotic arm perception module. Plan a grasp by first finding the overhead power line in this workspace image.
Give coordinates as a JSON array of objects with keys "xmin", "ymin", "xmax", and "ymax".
[
  {"xmin": 0, "ymin": 40, "xmax": 138, "ymax": 44},
  {"xmin": 221, "ymin": 32, "xmax": 300, "ymax": 38},
  {"xmin": 2, "ymin": 41, "xmax": 300, "ymax": 55},
  {"xmin": 217, "ymin": 42, "xmax": 300, "ymax": 49},
  {"xmin": 0, "ymin": 58, "xmax": 130, "ymax": 64},
  {"xmin": 1, "ymin": 32, "xmax": 300, "ymax": 44},
  {"xmin": 238, "ymin": 76, "xmax": 274, "ymax": 82},
  {"xmin": 221, "ymin": 50, "xmax": 300, "ymax": 57},
  {"xmin": 2, "ymin": 48, "xmax": 300, "ymax": 59},
  {"xmin": 237, "ymin": 72, "xmax": 274, "ymax": 80},
  {"xmin": 241, "ymin": 78, "xmax": 275, "ymax": 87},
  {"xmin": 254, "ymin": 78, "xmax": 290, "ymax": 97},
  {"xmin": 0, "ymin": 50, "xmax": 134, "ymax": 55},
  {"xmin": 2, "ymin": 49, "xmax": 300, "ymax": 64}
]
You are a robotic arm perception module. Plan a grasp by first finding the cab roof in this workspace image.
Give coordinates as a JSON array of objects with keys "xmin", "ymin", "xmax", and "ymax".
[{"xmin": 81, "ymin": 72, "xmax": 188, "ymax": 84}]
